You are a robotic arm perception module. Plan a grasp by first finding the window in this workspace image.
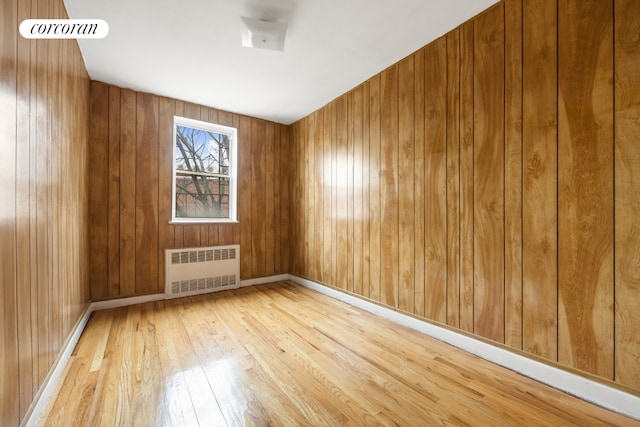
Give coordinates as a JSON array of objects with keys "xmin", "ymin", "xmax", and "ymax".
[{"xmin": 172, "ymin": 116, "xmax": 238, "ymax": 223}]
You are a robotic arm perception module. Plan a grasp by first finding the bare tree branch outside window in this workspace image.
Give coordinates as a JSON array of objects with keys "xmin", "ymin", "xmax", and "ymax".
[{"xmin": 175, "ymin": 125, "xmax": 231, "ymax": 218}]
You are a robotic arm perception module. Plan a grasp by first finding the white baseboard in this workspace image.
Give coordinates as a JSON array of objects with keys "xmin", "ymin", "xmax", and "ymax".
[
  {"xmin": 21, "ymin": 305, "xmax": 93, "ymax": 427},
  {"xmin": 288, "ymin": 274, "xmax": 640, "ymax": 421},
  {"xmin": 240, "ymin": 273, "xmax": 290, "ymax": 288}
]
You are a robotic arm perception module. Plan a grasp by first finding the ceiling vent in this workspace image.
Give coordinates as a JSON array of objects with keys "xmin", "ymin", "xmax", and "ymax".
[{"xmin": 240, "ymin": 17, "xmax": 287, "ymax": 52}]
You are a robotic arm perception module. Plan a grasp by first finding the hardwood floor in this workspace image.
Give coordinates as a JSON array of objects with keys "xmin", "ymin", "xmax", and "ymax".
[{"xmin": 40, "ymin": 281, "xmax": 638, "ymax": 426}]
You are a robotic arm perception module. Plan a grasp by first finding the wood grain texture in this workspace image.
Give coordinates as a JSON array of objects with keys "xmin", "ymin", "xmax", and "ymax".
[
  {"xmin": 313, "ymin": 112, "xmax": 324, "ymax": 282},
  {"xmin": 16, "ymin": 0, "xmax": 33, "ymax": 412},
  {"xmin": 40, "ymin": 282, "xmax": 639, "ymax": 427},
  {"xmin": 322, "ymin": 107, "xmax": 333, "ymax": 285},
  {"xmin": 239, "ymin": 115, "xmax": 253, "ymax": 278},
  {"xmin": 412, "ymin": 50, "xmax": 425, "ymax": 317},
  {"xmin": 135, "ymin": 92, "xmax": 159, "ymax": 294},
  {"xmin": 251, "ymin": 119, "xmax": 267, "ymax": 277},
  {"xmin": 2, "ymin": 0, "xmax": 91, "ymax": 423},
  {"xmin": 473, "ymin": 4, "xmax": 505, "ymax": 343},
  {"xmin": 119, "ymin": 89, "xmax": 137, "ymax": 297},
  {"xmin": 346, "ymin": 95, "xmax": 354, "ymax": 293},
  {"xmin": 398, "ymin": 57, "xmax": 415, "ymax": 314},
  {"xmin": 459, "ymin": 21, "xmax": 475, "ymax": 334},
  {"xmin": 522, "ymin": 0, "xmax": 558, "ymax": 360},
  {"xmin": 614, "ymin": 0, "xmax": 640, "ymax": 390},
  {"xmin": 336, "ymin": 95, "xmax": 349, "ymax": 290},
  {"xmin": 557, "ymin": 0, "xmax": 614, "ymax": 378},
  {"xmin": 380, "ymin": 66, "xmax": 399, "ymax": 308},
  {"xmin": 504, "ymin": 0, "xmax": 523, "ymax": 351},
  {"xmin": 35, "ymin": 0, "xmax": 51, "ymax": 382},
  {"xmin": 352, "ymin": 87, "xmax": 364, "ymax": 296},
  {"xmin": 368, "ymin": 77, "xmax": 381, "ymax": 303},
  {"xmin": 108, "ymin": 86, "xmax": 122, "ymax": 297},
  {"xmin": 424, "ymin": 38, "xmax": 448, "ymax": 323},
  {"xmin": 446, "ymin": 29, "xmax": 461, "ymax": 328},
  {"xmin": 89, "ymin": 82, "xmax": 109, "ymax": 299},
  {"xmin": 1, "ymin": 0, "xmax": 19, "ymax": 424}
]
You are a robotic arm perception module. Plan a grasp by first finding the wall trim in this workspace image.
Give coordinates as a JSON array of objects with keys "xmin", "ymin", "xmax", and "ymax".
[
  {"xmin": 288, "ymin": 274, "xmax": 640, "ymax": 421},
  {"xmin": 240, "ymin": 273, "xmax": 290, "ymax": 288},
  {"xmin": 23, "ymin": 274, "xmax": 640, "ymax": 425},
  {"xmin": 21, "ymin": 304, "xmax": 93, "ymax": 427}
]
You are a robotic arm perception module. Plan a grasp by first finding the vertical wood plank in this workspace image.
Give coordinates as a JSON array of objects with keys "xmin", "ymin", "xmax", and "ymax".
[
  {"xmin": 265, "ymin": 121, "xmax": 276, "ymax": 276},
  {"xmin": 273, "ymin": 122, "xmax": 282, "ymax": 271},
  {"xmin": 352, "ymin": 86, "xmax": 364, "ymax": 296},
  {"xmin": 346, "ymin": 94, "xmax": 354, "ymax": 292},
  {"xmin": 380, "ymin": 66, "xmax": 399, "ymax": 308},
  {"xmin": 36, "ymin": 0, "xmax": 51, "ymax": 381},
  {"xmin": 135, "ymin": 93, "xmax": 159, "ymax": 294},
  {"xmin": 314, "ymin": 111, "xmax": 325, "ymax": 283},
  {"xmin": 239, "ymin": 116, "xmax": 253, "ymax": 278},
  {"xmin": 305, "ymin": 114, "xmax": 315, "ymax": 280},
  {"xmin": 0, "ymin": 0, "xmax": 19, "ymax": 422},
  {"xmin": 459, "ymin": 21, "xmax": 475, "ymax": 334},
  {"xmin": 89, "ymin": 82, "xmax": 109, "ymax": 299},
  {"xmin": 323, "ymin": 105, "xmax": 333, "ymax": 285},
  {"xmin": 29, "ymin": 0, "xmax": 40, "ymax": 393},
  {"xmin": 522, "ymin": 0, "xmax": 558, "ymax": 359},
  {"xmin": 446, "ymin": 29, "xmax": 461, "ymax": 328},
  {"xmin": 614, "ymin": 0, "xmax": 640, "ymax": 390},
  {"xmin": 279, "ymin": 125, "xmax": 290, "ymax": 273},
  {"xmin": 252, "ymin": 119, "xmax": 267, "ymax": 277},
  {"xmin": 369, "ymin": 78, "xmax": 381, "ymax": 302},
  {"xmin": 398, "ymin": 57, "xmax": 415, "ymax": 314},
  {"xmin": 330, "ymin": 103, "xmax": 338, "ymax": 288},
  {"xmin": 108, "ymin": 86, "xmax": 121, "ymax": 297},
  {"xmin": 336, "ymin": 96, "xmax": 349, "ymax": 290},
  {"xmin": 16, "ymin": 0, "xmax": 34, "ymax": 412},
  {"xmin": 413, "ymin": 49, "xmax": 426, "ymax": 317},
  {"xmin": 289, "ymin": 122, "xmax": 299, "ymax": 275},
  {"xmin": 473, "ymin": 3, "xmax": 505, "ymax": 343},
  {"xmin": 49, "ymin": 0, "xmax": 62, "ymax": 364},
  {"xmin": 119, "ymin": 89, "xmax": 137, "ymax": 297},
  {"xmin": 424, "ymin": 38, "xmax": 448, "ymax": 323},
  {"xmin": 325, "ymin": 101, "xmax": 338, "ymax": 284},
  {"xmin": 557, "ymin": 0, "xmax": 614, "ymax": 378},
  {"xmin": 361, "ymin": 82, "xmax": 371, "ymax": 299},
  {"xmin": 504, "ymin": 0, "xmax": 524, "ymax": 351}
]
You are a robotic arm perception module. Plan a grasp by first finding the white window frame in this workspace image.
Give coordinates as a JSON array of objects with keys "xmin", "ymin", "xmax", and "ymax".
[{"xmin": 171, "ymin": 116, "xmax": 238, "ymax": 224}]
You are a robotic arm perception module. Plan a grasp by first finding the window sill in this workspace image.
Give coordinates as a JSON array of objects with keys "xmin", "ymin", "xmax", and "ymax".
[{"xmin": 169, "ymin": 219, "xmax": 239, "ymax": 225}]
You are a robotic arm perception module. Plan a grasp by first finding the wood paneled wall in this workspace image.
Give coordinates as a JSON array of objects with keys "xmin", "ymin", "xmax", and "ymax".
[
  {"xmin": 1, "ymin": 0, "xmax": 91, "ymax": 424},
  {"xmin": 290, "ymin": 0, "xmax": 640, "ymax": 392},
  {"xmin": 88, "ymin": 82, "xmax": 290, "ymax": 299}
]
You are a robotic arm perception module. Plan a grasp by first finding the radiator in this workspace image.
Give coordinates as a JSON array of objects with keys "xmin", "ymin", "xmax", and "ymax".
[{"xmin": 165, "ymin": 244, "xmax": 240, "ymax": 298}]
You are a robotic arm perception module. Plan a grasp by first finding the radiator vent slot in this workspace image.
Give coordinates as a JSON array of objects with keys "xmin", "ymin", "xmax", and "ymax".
[{"xmin": 165, "ymin": 245, "xmax": 240, "ymax": 299}]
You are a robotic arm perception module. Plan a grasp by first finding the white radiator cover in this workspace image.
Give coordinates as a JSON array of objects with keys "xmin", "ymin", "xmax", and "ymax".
[{"xmin": 165, "ymin": 244, "xmax": 240, "ymax": 298}]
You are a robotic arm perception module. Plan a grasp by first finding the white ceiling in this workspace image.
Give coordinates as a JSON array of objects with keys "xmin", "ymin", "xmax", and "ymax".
[{"xmin": 64, "ymin": 0, "xmax": 498, "ymax": 125}]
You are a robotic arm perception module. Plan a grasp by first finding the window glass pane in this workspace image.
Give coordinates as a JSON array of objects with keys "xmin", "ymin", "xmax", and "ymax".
[
  {"xmin": 176, "ymin": 125, "xmax": 231, "ymax": 175},
  {"xmin": 175, "ymin": 173, "xmax": 230, "ymax": 218}
]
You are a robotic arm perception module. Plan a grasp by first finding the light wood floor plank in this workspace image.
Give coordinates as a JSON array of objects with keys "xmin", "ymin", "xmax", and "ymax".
[{"xmin": 40, "ymin": 281, "xmax": 639, "ymax": 426}]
